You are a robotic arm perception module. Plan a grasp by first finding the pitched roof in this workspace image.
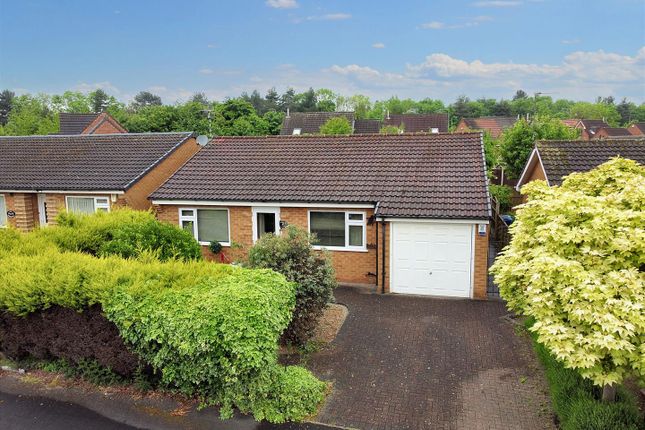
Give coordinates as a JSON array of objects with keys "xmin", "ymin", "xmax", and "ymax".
[
  {"xmin": 460, "ymin": 116, "xmax": 517, "ymax": 138},
  {"xmin": 594, "ymin": 127, "xmax": 632, "ymax": 137},
  {"xmin": 383, "ymin": 113, "xmax": 449, "ymax": 133},
  {"xmin": 0, "ymin": 132, "xmax": 194, "ymax": 191},
  {"xmin": 58, "ymin": 112, "xmax": 127, "ymax": 134},
  {"xmin": 561, "ymin": 119, "xmax": 579, "ymax": 127},
  {"xmin": 151, "ymin": 133, "xmax": 490, "ymax": 220},
  {"xmin": 354, "ymin": 119, "xmax": 382, "ymax": 134},
  {"xmin": 576, "ymin": 119, "xmax": 609, "ymax": 130},
  {"xmin": 59, "ymin": 113, "xmax": 100, "ymax": 134},
  {"xmin": 535, "ymin": 139, "xmax": 645, "ymax": 185},
  {"xmin": 280, "ymin": 112, "xmax": 355, "ymax": 135},
  {"xmin": 628, "ymin": 122, "xmax": 645, "ymax": 135}
]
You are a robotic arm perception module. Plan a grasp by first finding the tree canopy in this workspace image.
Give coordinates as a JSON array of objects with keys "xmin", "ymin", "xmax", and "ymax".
[
  {"xmin": 491, "ymin": 158, "xmax": 645, "ymax": 391},
  {"xmin": 319, "ymin": 116, "xmax": 352, "ymax": 135}
]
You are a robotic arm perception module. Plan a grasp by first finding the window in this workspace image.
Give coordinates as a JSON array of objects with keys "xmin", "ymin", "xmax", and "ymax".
[
  {"xmin": 0, "ymin": 195, "xmax": 6, "ymax": 227},
  {"xmin": 66, "ymin": 196, "xmax": 110, "ymax": 214},
  {"xmin": 430, "ymin": 127, "xmax": 439, "ymax": 134},
  {"xmin": 179, "ymin": 208, "xmax": 230, "ymax": 245},
  {"xmin": 309, "ymin": 211, "xmax": 366, "ymax": 250},
  {"xmin": 292, "ymin": 128, "xmax": 302, "ymax": 135}
]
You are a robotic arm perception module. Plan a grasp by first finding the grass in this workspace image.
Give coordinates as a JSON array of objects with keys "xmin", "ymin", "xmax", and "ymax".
[{"xmin": 524, "ymin": 319, "xmax": 643, "ymax": 430}]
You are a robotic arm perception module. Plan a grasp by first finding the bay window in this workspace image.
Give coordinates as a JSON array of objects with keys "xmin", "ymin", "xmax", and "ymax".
[{"xmin": 309, "ymin": 211, "xmax": 366, "ymax": 250}]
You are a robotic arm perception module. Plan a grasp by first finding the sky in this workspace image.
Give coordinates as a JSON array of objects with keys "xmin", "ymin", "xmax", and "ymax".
[{"xmin": 1, "ymin": 0, "xmax": 644, "ymax": 104}]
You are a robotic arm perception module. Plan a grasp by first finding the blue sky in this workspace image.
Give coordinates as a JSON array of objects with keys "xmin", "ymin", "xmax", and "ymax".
[{"xmin": 1, "ymin": 0, "xmax": 644, "ymax": 103}]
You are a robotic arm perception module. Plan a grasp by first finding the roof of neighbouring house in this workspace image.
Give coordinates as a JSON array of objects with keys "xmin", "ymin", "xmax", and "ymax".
[
  {"xmin": 151, "ymin": 133, "xmax": 490, "ymax": 220},
  {"xmin": 353, "ymin": 119, "xmax": 382, "ymax": 134},
  {"xmin": 58, "ymin": 112, "xmax": 127, "ymax": 134},
  {"xmin": 530, "ymin": 138, "xmax": 645, "ymax": 186},
  {"xmin": 628, "ymin": 122, "xmax": 645, "ymax": 135},
  {"xmin": 561, "ymin": 119, "xmax": 580, "ymax": 127},
  {"xmin": 576, "ymin": 119, "xmax": 610, "ymax": 130},
  {"xmin": 280, "ymin": 111, "xmax": 355, "ymax": 135},
  {"xmin": 0, "ymin": 132, "xmax": 194, "ymax": 191},
  {"xmin": 460, "ymin": 116, "xmax": 517, "ymax": 138},
  {"xmin": 594, "ymin": 127, "xmax": 633, "ymax": 137},
  {"xmin": 383, "ymin": 113, "xmax": 449, "ymax": 133}
]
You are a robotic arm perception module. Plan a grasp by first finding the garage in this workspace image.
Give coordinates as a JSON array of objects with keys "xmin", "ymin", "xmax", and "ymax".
[{"xmin": 390, "ymin": 222, "xmax": 474, "ymax": 298}]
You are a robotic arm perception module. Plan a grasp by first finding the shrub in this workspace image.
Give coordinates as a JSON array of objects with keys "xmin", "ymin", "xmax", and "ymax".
[
  {"xmin": 247, "ymin": 226, "xmax": 336, "ymax": 346},
  {"xmin": 39, "ymin": 209, "xmax": 202, "ymax": 261},
  {"xmin": 0, "ymin": 230, "xmax": 326, "ymax": 423},
  {"xmin": 319, "ymin": 116, "xmax": 352, "ymax": 135},
  {"xmin": 489, "ymin": 184, "xmax": 513, "ymax": 213}
]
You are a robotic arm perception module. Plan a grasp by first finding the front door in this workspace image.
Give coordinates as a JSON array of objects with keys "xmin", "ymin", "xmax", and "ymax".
[
  {"xmin": 37, "ymin": 193, "xmax": 47, "ymax": 226},
  {"xmin": 252, "ymin": 207, "xmax": 280, "ymax": 242}
]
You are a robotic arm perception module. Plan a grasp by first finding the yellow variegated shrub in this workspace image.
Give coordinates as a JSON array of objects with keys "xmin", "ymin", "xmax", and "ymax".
[{"xmin": 491, "ymin": 158, "xmax": 645, "ymax": 387}]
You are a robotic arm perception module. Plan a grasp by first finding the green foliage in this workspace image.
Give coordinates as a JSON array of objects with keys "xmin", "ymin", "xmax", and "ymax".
[
  {"xmin": 527, "ymin": 320, "xmax": 642, "ymax": 430},
  {"xmin": 482, "ymin": 131, "xmax": 499, "ymax": 170},
  {"xmin": 489, "ymin": 184, "xmax": 513, "ymax": 213},
  {"xmin": 39, "ymin": 209, "xmax": 202, "ymax": 261},
  {"xmin": 499, "ymin": 117, "xmax": 579, "ymax": 178},
  {"xmin": 569, "ymin": 101, "xmax": 621, "ymax": 126},
  {"xmin": 380, "ymin": 124, "xmax": 403, "ymax": 134},
  {"xmin": 0, "ymin": 230, "xmax": 326, "ymax": 423},
  {"xmin": 209, "ymin": 241, "xmax": 223, "ymax": 254},
  {"xmin": 491, "ymin": 158, "xmax": 645, "ymax": 388},
  {"xmin": 40, "ymin": 358, "xmax": 125, "ymax": 386},
  {"xmin": 319, "ymin": 116, "xmax": 352, "ymax": 135},
  {"xmin": 248, "ymin": 226, "xmax": 336, "ymax": 346}
]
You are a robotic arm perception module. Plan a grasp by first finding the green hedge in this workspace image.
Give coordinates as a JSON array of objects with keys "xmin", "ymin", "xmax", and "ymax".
[
  {"xmin": 0, "ymin": 229, "xmax": 326, "ymax": 423},
  {"xmin": 37, "ymin": 210, "xmax": 202, "ymax": 261},
  {"xmin": 528, "ymin": 321, "xmax": 642, "ymax": 430}
]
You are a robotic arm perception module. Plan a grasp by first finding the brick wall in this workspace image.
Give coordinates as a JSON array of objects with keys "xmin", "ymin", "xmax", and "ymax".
[
  {"xmin": 90, "ymin": 120, "xmax": 123, "ymax": 134},
  {"xmin": 123, "ymin": 138, "xmax": 200, "ymax": 210},
  {"xmin": 2, "ymin": 193, "xmax": 17, "ymax": 229},
  {"xmin": 472, "ymin": 224, "xmax": 489, "ymax": 299},
  {"xmin": 7, "ymin": 193, "xmax": 37, "ymax": 232}
]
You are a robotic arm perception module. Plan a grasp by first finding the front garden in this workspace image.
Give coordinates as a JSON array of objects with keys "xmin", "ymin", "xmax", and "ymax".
[{"xmin": 0, "ymin": 210, "xmax": 333, "ymax": 423}]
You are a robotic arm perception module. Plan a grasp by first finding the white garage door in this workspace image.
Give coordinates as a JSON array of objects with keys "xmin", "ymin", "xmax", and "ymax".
[{"xmin": 391, "ymin": 222, "xmax": 474, "ymax": 297}]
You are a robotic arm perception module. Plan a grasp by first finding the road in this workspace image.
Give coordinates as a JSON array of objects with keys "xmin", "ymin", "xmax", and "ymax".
[{"xmin": 0, "ymin": 391, "xmax": 340, "ymax": 430}]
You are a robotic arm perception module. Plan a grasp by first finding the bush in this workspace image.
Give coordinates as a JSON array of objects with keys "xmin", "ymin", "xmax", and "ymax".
[
  {"xmin": 489, "ymin": 184, "xmax": 513, "ymax": 212},
  {"xmin": 39, "ymin": 209, "xmax": 202, "ymax": 261},
  {"xmin": 0, "ymin": 229, "xmax": 326, "ymax": 423},
  {"xmin": 319, "ymin": 116, "xmax": 352, "ymax": 135},
  {"xmin": 247, "ymin": 226, "xmax": 336, "ymax": 346},
  {"xmin": 529, "ymin": 320, "xmax": 642, "ymax": 430}
]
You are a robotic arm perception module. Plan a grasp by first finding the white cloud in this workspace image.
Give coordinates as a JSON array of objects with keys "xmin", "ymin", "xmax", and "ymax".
[
  {"xmin": 472, "ymin": 1, "xmax": 522, "ymax": 7},
  {"xmin": 372, "ymin": 42, "xmax": 386, "ymax": 49},
  {"xmin": 307, "ymin": 13, "xmax": 351, "ymax": 21},
  {"xmin": 421, "ymin": 21, "xmax": 445, "ymax": 29},
  {"xmin": 421, "ymin": 16, "xmax": 493, "ymax": 30},
  {"xmin": 265, "ymin": 0, "xmax": 298, "ymax": 9},
  {"xmin": 73, "ymin": 81, "xmax": 122, "ymax": 95},
  {"xmin": 561, "ymin": 38, "xmax": 580, "ymax": 45}
]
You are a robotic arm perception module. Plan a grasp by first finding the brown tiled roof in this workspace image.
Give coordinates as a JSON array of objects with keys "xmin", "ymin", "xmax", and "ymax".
[
  {"xmin": 59, "ymin": 113, "xmax": 100, "ymax": 134},
  {"xmin": 0, "ymin": 132, "xmax": 194, "ymax": 191},
  {"xmin": 83, "ymin": 112, "xmax": 128, "ymax": 133},
  {"xmin": 354, "ymin": 119, "xmax": 382, "ymax": 134},
  {"xmin": 461, "ymin": 117, "xmax": 517, "ymax": 138},
  {"xmin": 383, "ymin": 114, "xmax": 449, "ymax": 133},
  {"xmin": 577, "ymin": 119, "xmax": 609, "ymax": 130},
  {"xmin": 628, "ymin": 122, "xmax": 645, "ymax": 135},
  {"xmin": 536, "ymin": 139, "xmax": 645, "ymax": 185},
  {"xmin": 280, "ymin": 112, "xmax": 355, "ymax": 135},
  {"xmin": 561, "ymin": 119, "xmax": 579, "ymax": 127},
  {"xmin": 594, "ymin": 127, "xmax": 633, "ymax": 137},
  {"xmin": 151, "ymin": 133, "xmax": 490, "ymax": 219}
]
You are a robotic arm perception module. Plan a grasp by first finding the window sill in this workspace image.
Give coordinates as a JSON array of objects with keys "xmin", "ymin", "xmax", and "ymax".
[
  {"xmin": 312, "ymin": 245, "xmax": 369, "ymax": 253},
  {"xmin": 199, "ymin": 241, "xmax": 231, "ymax": 247}
]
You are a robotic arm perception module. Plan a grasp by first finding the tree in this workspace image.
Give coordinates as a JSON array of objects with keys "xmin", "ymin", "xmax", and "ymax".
[
  {"xmin": 279, "ymin": 88, "xmax": 296, "ymax": 112},
  {"xmin": 294, "ymin": 88, "xmax": 317, "ymax": 112},
  {"xmin": 264, "ymin": 88, "xmax": 280, "ymax": 112},
  {"xmin": 2, "ymin": 94, "xmax": 57, "ymax": 135},
  {"xmin": 89, "ymin": 89, "xmax": 109, "ymax": 113},
  {"xmin": 319, "ymin": 116, "xmax": 352, "ymax": 135},
  {"xmin": 616, "ymin": 98, "xmax": 636, "ymax": 125},
  {"xmin": 190, "ymin": 92, "xmax": 209, "ymax": 106},
  {"xmin": 131, "ymin": 91, "xmax": 162, "ymax": 111},
  {"xmin": 513, "ymin": 89, "xmax": 528, "ymax": 100},
  {"xmin": 51, "ymin": 91, "xmax": 91, "ymax": 113},
  {"xmin": 0, "ymin": 90, "xmax": 15, "ymax": 126},
  {"xmin": 315, "ymin": 88, "xmax": 337, "ymax": 112},
  {"xmin": 491, "ymin": 158, "xmax": 645, "ymax": 402},
  {"xmin": 568, "ymin": 101, "xmax": 621, "ymax": 126},
  {"xmin": 499, "ymin": 117, "xmax": 579, "ymax": 178},
  {"xmin": 492, "ymin": 100, "xmax": 512, "ymax": 117},
  {"xmin": 379, "ymin": 124, "xmax": 403, "ymax": 134}
]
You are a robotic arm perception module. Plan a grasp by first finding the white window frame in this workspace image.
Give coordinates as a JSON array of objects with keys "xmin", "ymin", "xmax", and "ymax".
[
  {"xmin": 292, "ymin": 128, "xmax": 302, "ymax": 135},
  {"xmin": 178, "ymin": 207, "xmax": 231, "ymax": 246},
  {"xmin": 308, "ymin": 210, "xmax": 367, "ymax": 252},
  {"xmin": 0, "ymin": 195, "xmax": 6, "ymax": 228},
  {"xmin": 65, "ymin": 196, "xmax": 111, "ymax": 214},
  {"xmin": 252, "ymin": 206, "xmax": 280, "ymax": 243}
]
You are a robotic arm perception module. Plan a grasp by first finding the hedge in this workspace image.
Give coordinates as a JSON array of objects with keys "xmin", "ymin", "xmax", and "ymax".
[
  {"xmin": 0, "ymin": 229, "xmax": 326, "ymax": 423},
  {"xmin": 527, "ymin": 320, "xmax": 643, "ymax": 430}
]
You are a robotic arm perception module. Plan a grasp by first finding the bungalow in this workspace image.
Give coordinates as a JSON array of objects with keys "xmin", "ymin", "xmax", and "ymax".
[
  {"xmin": 58, "ymin": 112, "xmax": 127, "ymax": 134},
  {"xmin": 383, "ymin": 113, "xmax": 449, "ymax": 133},
  {"xmin": 627, "ymin": 122, "xmax": 645, "ymax": 136},
  {"xmin": 0, "ymin": 132, "xmax": 199, "ymax": 231},
  {"xmin": 516, "ymin": 138, "xmax": 645, "ymax": 190},
  {"xmin": 150, "ymin": 133, "xmax": 491, "ymax": 299},
  {"xmin": 280, "ymin": 111, "xmax": 355, "ymax": 135},
  {"xmin": 455, "ymin": 116, "xmax": 517, "ymax": 138},
  {"xmin": 575, "ymin": 119, "xmax": 610, "ymax": 140},
  {"xmin": 593, "ymin": 127, "xmax": 633, "ymax": 139}
]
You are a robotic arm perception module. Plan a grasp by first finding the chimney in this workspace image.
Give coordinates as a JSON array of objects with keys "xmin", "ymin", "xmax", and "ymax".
[
  {"xmin": 286, "ymin": 107, "xmax": 290, "ymax": 118},
  {"xmin": 386, "ymin": 109, "xmax": 390, "ymax": 120}
]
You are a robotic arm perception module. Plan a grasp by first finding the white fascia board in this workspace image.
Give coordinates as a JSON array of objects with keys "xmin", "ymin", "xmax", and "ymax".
[
  {"xmin": 151, "ymin": 200, "xmax": 375, "ymax": 209},
  {"xmin": 377, "ymin": 217, "xmax": 489, "ymax": 225},
  {"xmin": 0, "ymin": 189, "xmax": 124, "ymax": 194}
]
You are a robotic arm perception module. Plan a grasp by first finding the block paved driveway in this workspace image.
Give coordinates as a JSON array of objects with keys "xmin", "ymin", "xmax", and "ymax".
[{"xmin": 307, "ymin": 287, "xmax": 554, "ymax": 430}]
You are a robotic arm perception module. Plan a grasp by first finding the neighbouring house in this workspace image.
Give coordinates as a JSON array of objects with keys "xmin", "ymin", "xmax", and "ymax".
[
  {"xmin": 0, "ymin": 132, "xmax": 199, "ymax": 232},
  {"xmin": 561, "ymin": 119, "xmax": 580, "ymax": 128},
  {"xmin": 627, "ymin": 122, "xmax": 645, "ymax": 135},
  {"xmin": 280, "ymin": 111, "xmax": 355, "ymax": 135},
  {"xmin": 575, "ymin": 119, "xmax": 610, "ymax": 140},
  {"xmin": 383, "ymin": 113, "xmax": 449, "ymax": 133},
  {"xmin": 58, "ymin": 112, "xmax": 127, "ymax": 134},
  {"xmin": 455, "ymin": 116, "xmax": 518, "ymax": 138},
  {"xmin": 354, "ymin": 118, "xmax": 382, "ymax": 134},
  {"xmin": 592, "ymin": 127, "xmax": 634, "ymax": 139},
  {"xmin": 150, "ymin": 133, "xmax": 491, "ymax": 299},
  {"xmin": 515, "ymin": 138, "xmax": 645, "ymax": 190}
]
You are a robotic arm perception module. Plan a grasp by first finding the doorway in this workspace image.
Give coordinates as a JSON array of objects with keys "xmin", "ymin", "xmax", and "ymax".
[{"xmin": 252, "ymin": 207, "xmax": 280, "ymax": 242}]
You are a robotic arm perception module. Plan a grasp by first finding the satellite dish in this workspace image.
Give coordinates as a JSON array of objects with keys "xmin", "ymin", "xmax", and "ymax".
[{"xmin": 196, "ymin": 135, "xmax": 209, "ymax": 146}]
